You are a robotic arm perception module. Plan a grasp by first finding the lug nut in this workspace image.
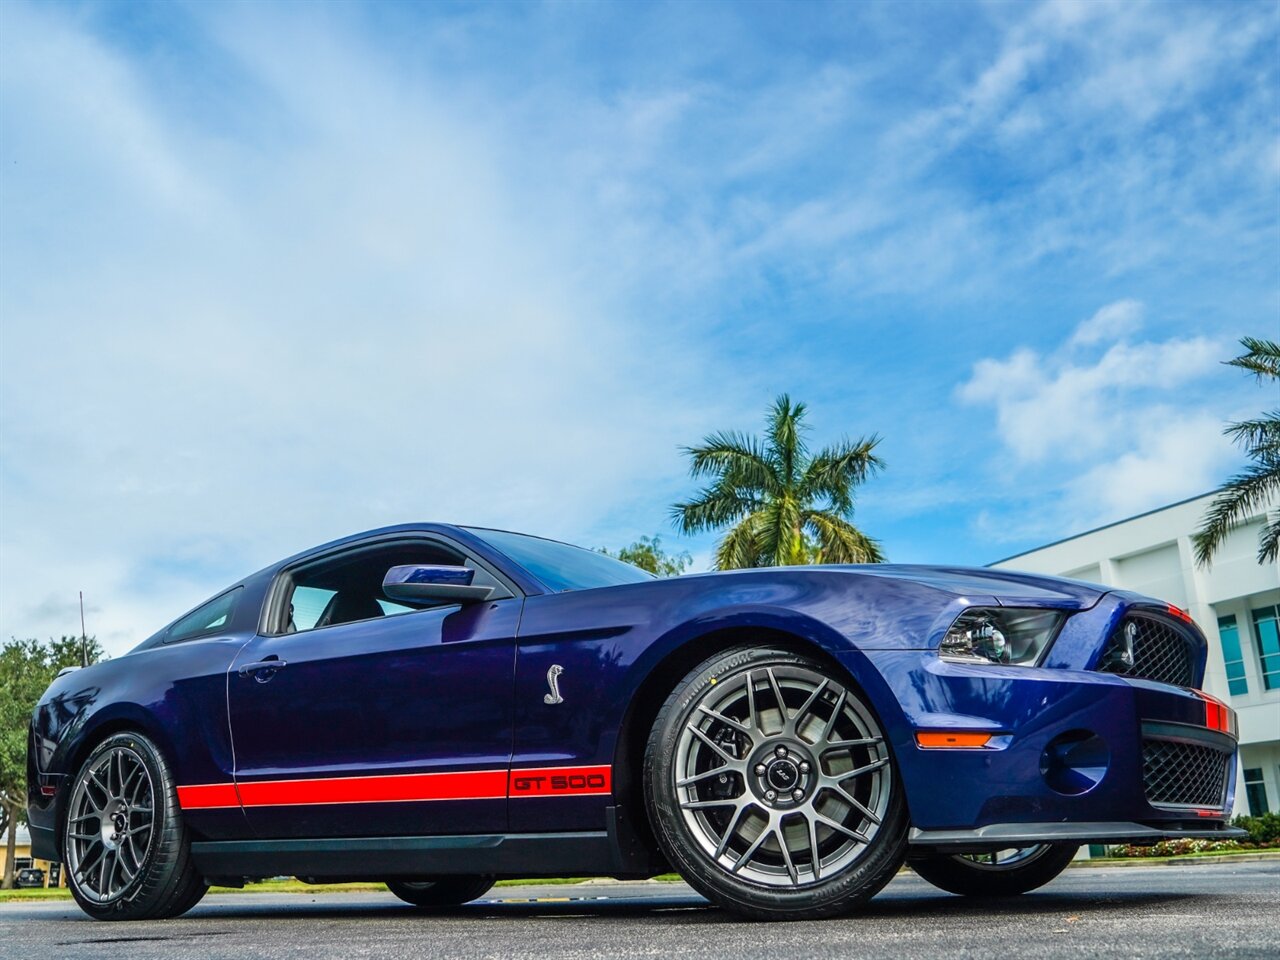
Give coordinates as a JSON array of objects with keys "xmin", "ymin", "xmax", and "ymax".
[
  {"xmin": 799, "ymin": 761, "xmax": 810, "ymax": 774},
  {"xmin": 775, "ymin": 745, "xmax": 788, "ymax": 758},
  {"xmin": 755, "ymin": 764, "xmax": 767, "ymax": 776},
  {"xmin": 765, "ymin": 790, "xmax": 777, "ymax": 802},
  {"xmin": 793, "ymin": 789, "xmax": 804, "ymax": 801}
]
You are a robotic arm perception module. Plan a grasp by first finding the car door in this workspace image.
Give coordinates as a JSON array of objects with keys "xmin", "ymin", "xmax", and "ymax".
[{"xmin": 227, "ymin": 535, "xmax": 521, "ymax": 839}]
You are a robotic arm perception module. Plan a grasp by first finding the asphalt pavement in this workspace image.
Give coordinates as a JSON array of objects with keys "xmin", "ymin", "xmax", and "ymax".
[{"xmin": 2, "ymin": 859, "xmax": 1276, "ymax": 959}]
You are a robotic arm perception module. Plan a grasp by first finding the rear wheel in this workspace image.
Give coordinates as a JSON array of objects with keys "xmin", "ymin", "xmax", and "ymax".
[
  {"xmin": 385, "ymin": 877, "xmax": 495, "ymax": 908},
  {"xmin": 910, "ymin": 843, "xmax": 1079, "ymax": 897},
  {"xmin": 63, "ymin": 732, "xmax": 208, "ymax": 920},
  {"xmin": 644, "ymin": 646, "xmax": 908, "ymax": 920}
]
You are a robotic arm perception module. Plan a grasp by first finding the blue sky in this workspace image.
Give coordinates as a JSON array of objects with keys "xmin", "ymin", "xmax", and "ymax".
[{"xmin": 1, "ymin": 0, "xmax": 1277, "ymax": 654}]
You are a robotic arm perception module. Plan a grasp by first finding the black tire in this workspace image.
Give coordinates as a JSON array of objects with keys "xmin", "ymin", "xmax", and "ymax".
[
  {"xmin": 63, "ymin": 732, "xmax": 208, "ymax": 920},
  {"xmin": 386, "ymin": 877, "xmax": 496, "ymax": 908},
  {"xmin": 643, "ymin": 646, "xmax": 908, "ymax": 921},
  {"xmin": 910, "ymin": 843, "xmax": 1079, "ymax": 897}
]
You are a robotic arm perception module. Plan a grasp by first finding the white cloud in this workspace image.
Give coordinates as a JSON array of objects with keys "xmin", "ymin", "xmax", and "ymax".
[
  {"xmin": 1070, "ymin": 298, "xmax": 1144, "ymax": 346},
  {"xmin": 959, "ymin": 301, "xmax": 1222, "ymax": 463},
  {"xmin": 959, "ymin": 302, "xmax": 1237, "ymax": 538}
]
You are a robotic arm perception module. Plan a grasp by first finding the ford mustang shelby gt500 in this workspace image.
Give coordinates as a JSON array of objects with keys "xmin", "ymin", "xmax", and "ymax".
[{"xmin": 28, "ymin": 524, "xmax": 1243, "ymax": 920}]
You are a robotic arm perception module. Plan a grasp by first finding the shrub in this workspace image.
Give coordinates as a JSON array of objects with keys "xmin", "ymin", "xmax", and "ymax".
[{"xmin": 1233, "ymin": 812, "xmax": 1280, "ymax": 845}]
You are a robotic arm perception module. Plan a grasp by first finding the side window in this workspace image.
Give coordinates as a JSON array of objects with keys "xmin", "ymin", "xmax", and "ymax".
[
  {"xmin": 167, "ymin": 588, "xmax": 242, "ymax": 643},
  {"xmin": 291, "ymin": 586, "xmax": 337, "ymax": 632},
  {"xmin": 280, "ymin": 540, "xmax": 504, "ymax": 635}
]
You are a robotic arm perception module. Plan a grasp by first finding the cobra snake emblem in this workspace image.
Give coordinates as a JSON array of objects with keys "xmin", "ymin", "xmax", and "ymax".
[{"xmin": 544, "ymin": 664, "xmax": 565, "ymax": 705}]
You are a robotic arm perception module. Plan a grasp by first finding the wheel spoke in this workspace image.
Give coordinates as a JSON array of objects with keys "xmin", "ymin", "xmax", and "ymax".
[
  {"xmin": 806, "ymin": 812, "xmax": 822, "ymax": 880},
  {"xmin": 680, "ymin": 797, "xmax": 740, "ymax": 810},
  {"xmin": 688, "ymin": 724, "xmax": 742, "ymax": 766},
  {"xmin": 713, "ymin": 802, "xmax": 753, "ymax": 859},
  {"xmin": 76, "ymin": 842, "xmax": 105, "ymax": 881},
  {"xmin": 765, "ymin": 668, "xmax": 787, "ymax": 723},
  {"xmin": 839, "ymin": 757, "xmax": 889, "ymax": 780},
  {"xmin": 729, "ymin": 822, "xmax": 773, "ymax": 875},
  {"xmin": 697, "ymin": 704, "xmax": 754, "ymax": 738},
  {"xmin": 776, "ymin": 823, "xmax": 800, "ymax": 885},
  {"xmin": 812, "ymin": 810, "xmax": 871, "ymax": 845},
  {"xmin": 824, "ymin": 736, "xmax": 883, "ymax": 750},
  {"xmin": 791, "ymin": 679, "xmax": 830, "ymax": 732},
  {"xmin": 745, "ymin": 671, "xmax": 761, "ymax": 734},
  {"xmin": 822, "ymin": 779, "xmax": 883, "ymax": 825},
  {"xmin": 677, "ymin": 767, "xmax": 737, "ymax": 788},
  {"xmin": 819, "ymin": 688, "xmax": 847, "ymax": 744}
]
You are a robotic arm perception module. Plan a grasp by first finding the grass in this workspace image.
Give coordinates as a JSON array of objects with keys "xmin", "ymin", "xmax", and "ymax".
[{"xmin": 0, "ymin": 873, "xmax": 686, "ymax": 902}]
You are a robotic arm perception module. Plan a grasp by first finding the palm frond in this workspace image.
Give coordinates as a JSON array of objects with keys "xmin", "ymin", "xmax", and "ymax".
[
  {"xmin": 1260, "ymin": 511, "xmax": 1280, "ymax": 564},
  {"xmin": 682, "ymin": 430, "xmax": 779, "ymax": 493},
  {"xmin": 766, "ymin": 394, "xmax": 808, "ymax": 486},
  {"xmin": 1226, "ymin": 337, "xmax": 1280, "ymax": 381},
  {"xmin": 670, "ymin": 486, "xmax": 763, "ymax": 534},
  {"xmin": 1193, "ymin": 461, "xmax": 1280, "ymax": 566},
  {"xmin": 805, "ymin": 511, "xmax": 886, "ymax": 564},
  {"xmin": 1224, "ymin": 413, "xmax": 1280, "ymax": 456},
  {"xmin": 799, "ymin": 435, "xmax": 884, "ymax": 514},
  {"xmin": 714, "ymin": 514, "xmax": 765, "ymax": 570}
]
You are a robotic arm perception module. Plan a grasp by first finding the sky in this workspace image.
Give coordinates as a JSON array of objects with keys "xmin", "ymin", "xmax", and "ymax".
[{"xmin": 1, "ymin": 0, "xmax": 1277, "ymax": 656}]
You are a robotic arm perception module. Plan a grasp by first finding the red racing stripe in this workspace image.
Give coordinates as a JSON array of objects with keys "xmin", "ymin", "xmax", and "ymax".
[
  {"xmin": 236, "ymin": 769, "xmax": 509, "ymax": 808},
  {"xmin": 177, "ymin": 765, "xmax": 613, "ymax": 810},
  {"xmin": 176, "ymin": 782, "xmax": 240, "ymax": 810}
]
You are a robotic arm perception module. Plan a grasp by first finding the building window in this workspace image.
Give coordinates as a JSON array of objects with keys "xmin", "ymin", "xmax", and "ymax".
[
  {"xmin": 1217, "ymin": 616, "xmax": 1249, "ymax": 696},
  {"xmin": 1251, "ymin": 605, "xmax": 1280, "ymax": 691},
  {"xmin": 1243, "ymin": 767, "xmax": 1270, "ymax": 815}
]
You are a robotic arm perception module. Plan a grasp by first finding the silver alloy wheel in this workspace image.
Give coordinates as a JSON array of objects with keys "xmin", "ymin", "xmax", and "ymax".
[
  {"xmin": 66, "ymin": 746, "xmax": 156, "ymax": 903},
  {"xmin": 673, "ymin": 664, "xmax": 891, "ymax": 887},
  {"xmin": 956, "ymin": 845, "xmax": 1052, "ymax": 870}
]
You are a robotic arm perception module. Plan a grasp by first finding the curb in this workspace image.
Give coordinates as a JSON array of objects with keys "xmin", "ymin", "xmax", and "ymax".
[{"xmin": 1069, "ymin": 850, "xmax": 1280, "ymax": 868}]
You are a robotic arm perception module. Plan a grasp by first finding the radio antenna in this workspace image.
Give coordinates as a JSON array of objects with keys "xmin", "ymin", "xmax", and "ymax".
[{"xmin": 79, "ymin": 591, "xmax": 88, "ymax": 667}]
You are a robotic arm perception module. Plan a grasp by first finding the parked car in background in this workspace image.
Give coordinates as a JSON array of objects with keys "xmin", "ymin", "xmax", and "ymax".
[
  {"xmin": 27, "ymin": 524, "xmax": 1244, "ymax": 921},
  {"xmin": 15, "ymin": 867, "xmax": 46, "ymax": 889}
]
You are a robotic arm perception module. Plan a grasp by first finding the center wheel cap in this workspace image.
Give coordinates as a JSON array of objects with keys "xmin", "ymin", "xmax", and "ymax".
[
  {"xmin": 750, "ymin": 742, "xmax": 814, "ymax": 807},
  {"xmin": 767, "ymin": 759, "xmax": 799, "ymax": 790}
]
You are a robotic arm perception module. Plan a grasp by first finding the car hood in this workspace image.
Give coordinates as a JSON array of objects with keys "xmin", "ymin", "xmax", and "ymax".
[{"xmin": 809, "ymin": 564, "xmax": 1108, "ymax": 609}]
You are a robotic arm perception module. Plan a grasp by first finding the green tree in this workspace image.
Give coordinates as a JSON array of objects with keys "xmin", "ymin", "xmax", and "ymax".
[
  {"xmin": 0, "ymin": 636, "xmax": 106, "ymax": 888},
  {"xmin": 1194, "ymin": 337, "xmax": 1280, "ymax": 566},
  {"xmin": 672, "ymin": 394, "xmax": 886, "ymax": 569},
  {"xmin": 602, "ymin": 535, "xmax": 692, "ymax": 576}
]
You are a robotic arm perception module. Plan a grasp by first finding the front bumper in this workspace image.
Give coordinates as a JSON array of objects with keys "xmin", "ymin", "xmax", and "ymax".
[
  {"xmin": 849, "ymin": 644, "xmax": 1240, "ymax": 838},
  {"xmin": 909, "ymin": 820, "xmax": 1246, "ymax": 853}
]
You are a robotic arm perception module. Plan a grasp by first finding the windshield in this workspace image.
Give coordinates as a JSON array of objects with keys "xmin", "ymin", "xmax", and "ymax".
[{"xmin": 467, "ymin": 528, "xmax": 654, "ymax": 592}]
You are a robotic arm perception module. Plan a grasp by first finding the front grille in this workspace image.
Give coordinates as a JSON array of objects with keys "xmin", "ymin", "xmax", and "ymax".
[
  {"xmin": 1097, "ymin": 614, "xmax": 1194, "ymax": 687},
  {"xmin": 1142, "ymin": 738, "xmax": 1230, "ymax": 809}
]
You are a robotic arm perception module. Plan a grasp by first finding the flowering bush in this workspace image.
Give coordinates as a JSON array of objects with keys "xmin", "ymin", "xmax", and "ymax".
[{"xmin": 1106, "ymin": 818, "xmax": 1280, "ymax": 858}]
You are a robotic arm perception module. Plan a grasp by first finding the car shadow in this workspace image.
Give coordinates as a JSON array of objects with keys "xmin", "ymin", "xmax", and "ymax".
[{"xmin": 166, "ymin": 887, "xmax": 1213, "ymax": 925}]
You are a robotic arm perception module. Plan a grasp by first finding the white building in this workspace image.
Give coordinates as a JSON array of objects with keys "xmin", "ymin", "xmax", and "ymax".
[{"xmin": 991, "ymin": 491, "xmax": 1280, "ymax": 817}]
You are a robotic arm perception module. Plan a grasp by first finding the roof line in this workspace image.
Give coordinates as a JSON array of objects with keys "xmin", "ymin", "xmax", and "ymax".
[{"xmin": 986, "ymin": 490, "xmax": 1217, "ymax": 567}]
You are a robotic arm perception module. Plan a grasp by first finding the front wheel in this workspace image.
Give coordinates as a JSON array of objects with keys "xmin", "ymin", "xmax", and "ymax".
[
  {"xmin": 644, "ymin": 646, "xmax": 908, "ymax": 920},
  {"xmin": 63, "ymin": 732, "xmax": 208, "ymax": 920},
  {"xmin": 910, "ymin": 843, "xmax": 1079, "ymax": 897},
  {"xmin": 386, "ymin": 877, "xmax": 495, "ymax": 908}
]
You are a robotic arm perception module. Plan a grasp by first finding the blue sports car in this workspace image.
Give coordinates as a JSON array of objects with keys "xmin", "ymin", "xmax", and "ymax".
[{"xmin": 27, "ymin": 524, "xmax": 1243, "ymax": 921}]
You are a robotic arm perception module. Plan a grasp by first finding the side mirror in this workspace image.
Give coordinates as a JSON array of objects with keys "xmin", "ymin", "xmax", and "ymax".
[{"xmin": 383, "ymin": 565, "xmax": 494, "ymax": 605}]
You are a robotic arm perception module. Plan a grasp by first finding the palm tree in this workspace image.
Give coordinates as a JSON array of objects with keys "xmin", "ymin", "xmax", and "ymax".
[
  {"xmin": 1194, "ymin": 337, "xmax": 1280, "ymax": 566},
  {"xmin": 672, "ymin": 395, "xmax": 885, "ymax": 568}
]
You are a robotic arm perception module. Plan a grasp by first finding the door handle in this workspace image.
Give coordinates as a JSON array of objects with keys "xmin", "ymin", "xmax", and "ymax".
[{"xmin": 238, "ymin": 657, "xmax": 287, "ymax": 682}]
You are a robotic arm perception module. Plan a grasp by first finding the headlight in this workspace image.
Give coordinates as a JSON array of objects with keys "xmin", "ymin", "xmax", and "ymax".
[{"xmin": 939, "ymin": 608, "xmax": 1065, "ymax": 666}]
